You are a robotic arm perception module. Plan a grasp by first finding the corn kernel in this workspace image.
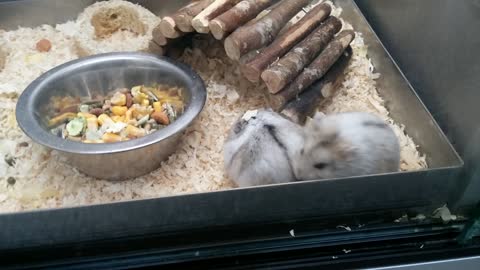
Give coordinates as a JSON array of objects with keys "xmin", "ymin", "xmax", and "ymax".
[
  {"xmin": 77, "ymin": 112, "xmax": 95, "ymax": 119},
  {"xmin": 48, "ymin": 112, "xmax": 76, "ymax": 127},
  {"xmin": 86, "ymin": 116, "xmax": 98, "ymax": 130},
  {"xmin": 102, "ymin": 133, "xmax": 122, "ymax": 143},
  {"xmin": 142, "ymin": 99, "xmax": 150, "ymax": 107},
  {"xmin": 153, "ymin": 102, "xmax": 162, "ymax": 113},
  {"xmin": 111, "ymin": 115, "xmax": 126, "ymax": 123},
  {"xmin": 125, "ymin": 125, "xmax": 146, "ymax": 138},
  {"xmin": 111, "ymin": 106, "xmax": 128, "ymax": 116},
  {"xmin": 110, "ymin": 92, "xmax": 127, "ymax": 106},
  {"xmin": 125, "ymin": 108, "xmax": 133, "ymax": 122},
  {"xmin": 97, "ymin": 114, "xmax": 112, "ymax": 125}
]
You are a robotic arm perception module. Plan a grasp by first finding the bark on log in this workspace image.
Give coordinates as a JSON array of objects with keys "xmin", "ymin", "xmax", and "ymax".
[
  {"xmin": 147, "ymin": 40, "xmax": 165, "ymax": 56},
  {"xmin": 192, "ymin": 0, "xmax": 241, "ymax": 34},
  {"xmin": 176, "ymin": 0, "xmax": 215, "ymax": 33},
  {"xmin": 152, "ymin": 24, "xmax": 168, "ymax": 46},
  {"xmin": 159, "ymin": 17, "xmax": 184, "ymax": 39},
  {"xmin": 280, "ymin": 46, "xmax": 353, "ymax": 124},
  {"xmin": 267, "ymin": 30, "xmax": 356, "ymax": 111},
  {"xmin": 262, "ymin": 16, "xmax": 342, "ymax": 93},
  {"xmin": 241, "ymin": 3, "xmax": 331, "ymax": 82},
  {"xmin": 224, "ymin": 0, "xmax": 311, "ymax": 60},
  {"xmin": 209, "ymin": 0, "xmax": 276, "ymax": 40}
]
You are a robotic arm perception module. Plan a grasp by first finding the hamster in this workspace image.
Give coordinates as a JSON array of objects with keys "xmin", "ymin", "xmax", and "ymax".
[
  {"xmin": 224, "ymin": 109, "xmax": 304, "ymax": 187},
  {"xmin": 292, "ymin": 111, "xmax": 401, "ymax": 181}
]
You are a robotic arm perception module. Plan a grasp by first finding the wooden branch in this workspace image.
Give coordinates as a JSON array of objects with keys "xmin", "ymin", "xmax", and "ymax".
[
  {"xmin": 152, "ymin": 24, "xmax": 168, "ymax": 46},
  {"xmin": 209, "ymin": 0, "xmax": 276, "ymax": 40},
  {"xmin": 147, "ymin": 40, "xmax": 165, "ymax": 56},
  {"xmin": 159, "ymin": 16, "xmax": 184, "ymax": 39},
  {"xmin": 267, "ymin": 30, "xmax": 356, "ymax": 111},
  {"xmin": 281, "ymin": 46, "xmax": 353, "ymax": 124},
  {"xmin": 175, "ymin": 0, "xmax": 215, "ymax": 33},
  {"xmin": 224, "ymin": 0, "xmax": 311, "ymax": 60},
  {"xmin": 241, "ymin": 3, "xmax": 331, "ymax": 82},
  {"xmin": 192, "ymin": 0, "xmax": 240, "ymax": 34},
  {"xmin": 262, "ymin": 16, "xmax": 342, "ymax": 93}
]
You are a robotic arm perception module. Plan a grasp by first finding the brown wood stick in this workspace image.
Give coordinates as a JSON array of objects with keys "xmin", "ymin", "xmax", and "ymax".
[
  {"xmin": 192, "ymin": 0, "xmax": 241, "ymax": 34},
  {"xmin": 152, "ymin": 24, "xmax": 168, "ymax": 46},
  {"xmin": 241, "ymin": 3, "xmax": 331, "ymax": 82},
  {"xmin": 262, "ymin": 16, "xmax": 342, "ymax": 93},
  {"xmin": 175, "ymin": 0, "xmax": 215, "ymax": 33},
  {"xmin": 147, "ymin": 40, "xmax": 165, "ymax": 56},
  {"xmin": 159, "ymin": 17, "xmax": 185, "ymax": 39},
  {"xmin": 267, "ymin": 30, "xmax": 356, "ymax": 111},
  {"xmin": 281, "ymin": 46, "xmax": 353, "ymax": 124},
  {"xmin": 209, "ymin": 0, "xmax": 276, "ymax": 40},
  {"xmin": 224, "ymin": 0, "xmax": 311, "ymax": 60}
]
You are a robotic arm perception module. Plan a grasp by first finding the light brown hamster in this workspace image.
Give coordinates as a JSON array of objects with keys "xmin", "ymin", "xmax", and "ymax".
[{"xmin": 292, "ymin": 111, "xmax": 401, "ymax": 181}]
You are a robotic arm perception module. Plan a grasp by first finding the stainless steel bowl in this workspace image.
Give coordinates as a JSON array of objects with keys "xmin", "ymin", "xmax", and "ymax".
[{"xmin": 16, "ymin": 52, "xmax": 207, "ymax": 181}]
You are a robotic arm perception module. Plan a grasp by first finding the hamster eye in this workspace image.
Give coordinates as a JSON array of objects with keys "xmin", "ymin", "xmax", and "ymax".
[
  {"xmin": 233, "ymin": 120, "xmax": 246, "ymax": 134},
  {"xmin": 314, "ymin": 163, "xmax": 329, "ymax": 170}
]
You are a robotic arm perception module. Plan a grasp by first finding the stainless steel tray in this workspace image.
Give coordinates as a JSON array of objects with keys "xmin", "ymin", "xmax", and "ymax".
[{"xmin": 0, "ymin": 0, "xmax": 463, "ymax": 250}]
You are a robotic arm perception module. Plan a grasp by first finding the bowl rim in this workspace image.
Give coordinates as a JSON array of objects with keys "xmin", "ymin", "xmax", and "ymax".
[{"xmin": 15, "ymin": 52, "xmax": 207, "ymax": 155}]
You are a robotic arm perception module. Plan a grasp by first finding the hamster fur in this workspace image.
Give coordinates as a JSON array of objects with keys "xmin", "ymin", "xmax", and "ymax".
[
  {"xmin": 223, "ymin": 109, "xmax": 304, "ymax": 187},
  {"xmin": 292, "ymin": 111, "xmax": 401, "ymax": 181}
]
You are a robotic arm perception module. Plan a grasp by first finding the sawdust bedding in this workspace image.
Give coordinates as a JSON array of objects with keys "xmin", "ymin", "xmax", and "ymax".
[{"xmin": 0, "ymin": 0, "xmax": 427, "ymax": 213}]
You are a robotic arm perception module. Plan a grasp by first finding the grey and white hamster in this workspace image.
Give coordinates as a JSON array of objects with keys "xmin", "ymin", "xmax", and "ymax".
[
  {"xmin": 292, "ymin": 111, "xmax": 401, "ymax": 181},
  {"xmin": 223, "ymin": 109, "xmax": 304, "ymax": 187}
]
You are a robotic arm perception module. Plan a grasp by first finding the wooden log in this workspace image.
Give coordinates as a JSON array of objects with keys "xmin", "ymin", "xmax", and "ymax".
[
  {"xmin": 280, "ymin": 46, "xmax": 353, "ymax": 124},
  {"xmin": 175, "ymin": 0, "xmax": 215, "ymax": 33},
  {"xmin": 224, "ymin": 0, "xmax": 311, "ymax": 60},
  {"xmin": 152, "ymin": 24, "xmax": 168, "ymax": 46},
  {"xmin": 209, "ymin": 0, "xmax": 276, "ymax": 40},
  {"xmin": 147, "ymin": 40, "xmax": 165, "ymax": 56},
  {"xmin": 241, "ymin": 3, "xmax": 331, "ymax": 82},
  {"xmin": 192, "ymin": 0, "xmax": 241, "ymax": 34},
  {"xmin": 159, "ymin": 16, "xmax": 184, "ymax": 39},
  {"xmin": 262, "ymin": 16, "xmax": 342, "ymax": 93},
  {"xmin": 267, "ymin": 30, "xmax": 356, "ymax": 111}
]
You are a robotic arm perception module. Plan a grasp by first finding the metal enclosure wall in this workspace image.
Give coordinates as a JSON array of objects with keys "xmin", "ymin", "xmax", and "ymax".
[{"xmin": 355, "ymin": 0, "xmax": 480, "ymax": 208}]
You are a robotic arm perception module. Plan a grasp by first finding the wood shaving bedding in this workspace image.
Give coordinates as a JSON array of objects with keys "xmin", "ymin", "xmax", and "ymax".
[
  {"xmin": 58, "ymin": 0, "xmax": 160, "ymax": 56},
  {"xmin": 0, "ymin": 0, "xmax": 426, "ymax": 213}
]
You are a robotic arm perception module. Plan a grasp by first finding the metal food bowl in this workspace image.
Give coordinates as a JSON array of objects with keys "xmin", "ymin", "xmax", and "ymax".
[{"xmin": 15, "ymin": 52, "xmax": 207, "ymax": 181}]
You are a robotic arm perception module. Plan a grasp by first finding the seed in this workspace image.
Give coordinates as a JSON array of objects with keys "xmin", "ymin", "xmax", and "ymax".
[
  {"xmin": 36, "ymin": 38, "xmax": 52, "ymax": 52},
  {"xmin": 4, "ymin": 154, "xmax": 16, "ymax": 167},
  {"xmin": 7, "ymin": 176, "xmax": 16, "ymax": 186},
  {"xmin": 125, "ymin": 93, "xmax": 133, "ymax": 108},
  {"xmin": 89, "ymin": 108, "xmax": 104, "ymax": 117},
  {"xmin": 151, "ymin": 111, "xmax": 169, "ymax": 125},
  {"xmin": 18, "ymin": 142, "xmax": 29, "ymax": 147}
]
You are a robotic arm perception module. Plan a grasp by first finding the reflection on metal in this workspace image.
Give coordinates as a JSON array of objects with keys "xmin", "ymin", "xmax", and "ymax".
[
  {"xmin": 365, "ymin": 256, "xmax": 480, "ymax": 270},
  {"xmin": 458, "ymin": 203, "xmax": 480, "ymax": 244},
  {"xmin": 355, "ymin": 0, "xmax": 480, "ymax": 209}
]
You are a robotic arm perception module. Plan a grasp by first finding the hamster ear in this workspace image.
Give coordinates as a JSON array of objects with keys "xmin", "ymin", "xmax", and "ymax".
[
  {"xmin": 320, "ymin": 129, "xmax": 339, "ymax": 147},
  {"xmin": 265, "ymin": 107, "xmax": 274, "ymax": 112},
  {"xmin": 313, "ymin": 111, "xmax": 326, "ymax": 121}
]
